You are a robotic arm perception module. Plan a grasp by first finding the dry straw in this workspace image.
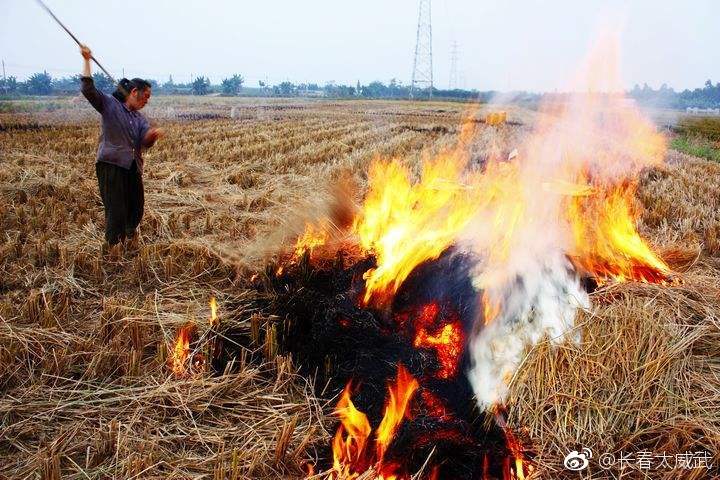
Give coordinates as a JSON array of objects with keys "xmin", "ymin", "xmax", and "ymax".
[{"xmin": 1, "ymin": 97, "xmax": 718, "ymax": 479}]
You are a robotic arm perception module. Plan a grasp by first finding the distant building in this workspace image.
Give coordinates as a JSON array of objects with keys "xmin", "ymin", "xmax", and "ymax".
[{"xmin": 686, "ymin": 107, "xmax": 720, "ymax": 116}]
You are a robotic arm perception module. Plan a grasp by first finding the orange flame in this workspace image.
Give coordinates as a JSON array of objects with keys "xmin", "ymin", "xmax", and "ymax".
[
  {"xmin": 352, "ymin": 152, "xmax": 478, "ymax": 306},
  {"xmin": 209, "ymin": 296, "xmax": 218, "ymax": 326},
  {"xmin": 294, "ymin": 221, "xmax": 330, "ymax": 258},
  {"xmin": 493, "ymin": 407, "xmax": 534, "ymax": 480},
  {"xmin": 375, "ymin": 366, "xmax": 419, "ymax": 461},
  {"xmin": 333, "ymin": 383, "xmax": 372, "ymax": 473},
  {"xmin": 171, "ymin": 325, "xmax": 192, "ymax": 376},
  {"xmin": 411, "ymin": 304, "xmax": 464, "ymax": 379},
  {"xmin": 331, "ymin": 365, "xmax": 419, "ymax": 479},
  {"xmin": 567, "ymin": 181, "xmax": 671, "ymax": 283},
  {"xmin": 414, "ymin": 322, "xmax": 463, "ymax": 379}
]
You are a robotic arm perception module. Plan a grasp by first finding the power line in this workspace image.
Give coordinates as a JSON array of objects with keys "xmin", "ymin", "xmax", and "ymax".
[{"xmin": 410, "ymin": 0, "xmax": 433, "ymax": 98}]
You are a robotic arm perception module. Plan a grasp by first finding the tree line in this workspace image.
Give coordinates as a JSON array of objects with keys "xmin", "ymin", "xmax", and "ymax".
[
  {"xmin": 628, "ymin": 80, "xmax": 720, "ymax": 109},
  {"xmin": 0, "ymin": 71, "xmax": 488, "ymax": 100},
  {"xmin": 2, "ymin": 70, "xmax": 719, "ymax": 108}
]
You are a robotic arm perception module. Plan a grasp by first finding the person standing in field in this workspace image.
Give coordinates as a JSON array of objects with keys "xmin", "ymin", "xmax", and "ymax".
[{"xmin": 79, "ymin": 44, "xmax": 163, "ymax": 250}]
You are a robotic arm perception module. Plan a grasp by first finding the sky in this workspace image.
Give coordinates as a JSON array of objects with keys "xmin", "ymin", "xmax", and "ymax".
[{"xmin": 0, "ymin": 0, "xmax": 717, "ymax": 92}]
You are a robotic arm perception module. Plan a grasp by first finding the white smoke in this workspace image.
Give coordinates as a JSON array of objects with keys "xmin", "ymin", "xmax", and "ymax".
[
  {"xmin": 468, "ymin": 253, "xmax": 589, "ymax": 409},
  {"xmin": 463, "ymin": 28, "xmax": 664, "ymax": 410}
]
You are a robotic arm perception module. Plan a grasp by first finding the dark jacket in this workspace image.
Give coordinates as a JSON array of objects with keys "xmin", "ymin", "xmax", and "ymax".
[{"xmin": 81, "ymin": 76, "xmax": 150, "ymax": 172}]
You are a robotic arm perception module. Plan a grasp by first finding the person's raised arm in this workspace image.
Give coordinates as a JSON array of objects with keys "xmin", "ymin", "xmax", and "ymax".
[{"xmin": 79, "ymin": 45, "xmax": 104, "ymax": 113}]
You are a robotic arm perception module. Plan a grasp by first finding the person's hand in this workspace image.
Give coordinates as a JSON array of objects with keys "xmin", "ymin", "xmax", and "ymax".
[
  {"xmin": 80, "ymin": 44, "xmax": 92, "ymax": 60},
  {"xmin": 144, "ymin": 127, "xmax": 164, "ymax": 144}
]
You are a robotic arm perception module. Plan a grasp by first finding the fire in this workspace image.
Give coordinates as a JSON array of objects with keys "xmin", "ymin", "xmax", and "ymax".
[
  {"xmin": 375, "ymin": 366, "xmax": 418, "ymax": 461},
  {"xmin": 209, "ymin": 296, "xmax": 218, "ymax": 326},
  {"xmin": 482, "ymin": 290, "xmax": 501, "ymax": 326},
  {"xmin": 493, "ymin": 408, "xmax": 534, "ymax": 480},
  {"xmin": 411, "ymin": 303, "xmax": 464, "ymax": 379},
  {"xmin": 352, "ymin": 152, "xmax": 478, "ymax": 305},
  {"xmin": 298, "ymin": 31, "xmax": 675, "ymax": 479},
  {"xmin": 567, "ymin": 181, "xmax": 671, "ymax": 283},
  {"xmin": 414, "ymin": 322, "xmax": 463, "ymax": 379},
  {"xmin": 331, "ymin": 365, "xmax": 419, "ymax": 479},
  {"xmin": 294, "ymin": 221, "xmax": 330, "ymax": 258},
  {"xmin": 332, "ymin": 383, "xmax": 372, "ymax": 473},
  {"xmin": 170, "ymin": 325, "xmax": 192, "ymax": 376}
]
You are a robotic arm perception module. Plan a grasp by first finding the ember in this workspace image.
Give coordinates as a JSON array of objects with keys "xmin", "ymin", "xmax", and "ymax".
[{"xmin": 408, "ymin": 303, "xmax": 464, "ymax": 380}]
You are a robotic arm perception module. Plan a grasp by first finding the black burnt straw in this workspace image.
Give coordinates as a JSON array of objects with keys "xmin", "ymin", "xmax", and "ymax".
[{"xmin": 221, "ymin": 247, "xmax": 534, "ymax": 479}]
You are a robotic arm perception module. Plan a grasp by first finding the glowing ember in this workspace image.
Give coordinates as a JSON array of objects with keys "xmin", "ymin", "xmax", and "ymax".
[
  {"xmin": 170, "ymin": 325, "xmax": 192, "ymax": 376},
  {"xmin": 410, "ymin": 304, "xmax": 464, "ymax": 379},
  {"xmin": 419, "ymin": 390, "xmax": 450, "ymax": 419},
  {"xmin": 414, "ymin": 322, "xmax": 463, "ymax": 379},
  {"xmin": 209, "ymin": 296, "xmax": 218, "ymax": 326},
  {"xmin": 494, "ymin": 408, "xmax": 534, "ymax": 480},
  {"xmin": 331, "ymin": 365, "xmax": 419, "ymax": 479}
]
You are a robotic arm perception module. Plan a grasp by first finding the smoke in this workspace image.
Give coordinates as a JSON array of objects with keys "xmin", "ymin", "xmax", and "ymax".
[
  {"xmin": 468, "ymin": 253, "xmax": 589, "ymax": 408},
  {"xmin": 462, "ymin": 29, "xmax": 666, "ymax": 409}
]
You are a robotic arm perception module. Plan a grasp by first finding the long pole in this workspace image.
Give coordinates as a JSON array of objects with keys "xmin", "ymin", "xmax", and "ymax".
[
  {"xmin": 33, "ymin": 0, "xmax": 117, "ymax": 84},
  {"xmin": 2, "ymin": 60, "xmax": 6, "ymax": 94}
]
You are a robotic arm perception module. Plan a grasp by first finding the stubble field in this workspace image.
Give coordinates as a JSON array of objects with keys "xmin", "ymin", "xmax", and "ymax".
[{"xmin": 1, "ymin": 96, "xmax": 719, "ymax": 479}]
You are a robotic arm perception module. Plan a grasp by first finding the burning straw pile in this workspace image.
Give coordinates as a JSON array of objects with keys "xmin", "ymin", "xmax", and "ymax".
[{"xmin": 247, "ymin": 42, "xmax": 720, "ymax": 479}]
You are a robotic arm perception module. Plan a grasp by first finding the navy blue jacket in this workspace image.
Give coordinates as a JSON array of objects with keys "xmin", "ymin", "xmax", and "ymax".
[{"xmin": 81, "ymin": 76, "xmax": 150, "ymax": 172}]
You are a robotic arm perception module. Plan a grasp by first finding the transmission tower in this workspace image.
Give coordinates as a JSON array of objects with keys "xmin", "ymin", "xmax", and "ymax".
[
  {"xmin": 449, "ymin": 40, "xmax": 459, "ymax": 90},
  {"xmin": 410, "ymin": 0, "xmax": 433, "ymax": 98}
]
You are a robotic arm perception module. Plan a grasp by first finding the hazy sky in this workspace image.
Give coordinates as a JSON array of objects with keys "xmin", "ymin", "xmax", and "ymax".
[{"xmin": 1, "ymin": 0, "xmax": 717, "ymax": 91}]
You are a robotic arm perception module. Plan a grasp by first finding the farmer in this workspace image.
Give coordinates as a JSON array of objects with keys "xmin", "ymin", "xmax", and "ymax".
[{"xmin": 79, "ymin": 44, "xmax": 163, "ymax": 249}]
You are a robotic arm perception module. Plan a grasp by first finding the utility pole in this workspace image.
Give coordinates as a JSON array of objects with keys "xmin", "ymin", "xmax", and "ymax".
[
  {"xmin": 2, "ymin": 60, "xmax": 6, "ymax": 94},
  {"xmin": 449, "ymin": 40, "xmax": 459, "ymax": 90},
  {"xmin": 410, "ymin": 0, "xmax": 433, "ymax": 99}
]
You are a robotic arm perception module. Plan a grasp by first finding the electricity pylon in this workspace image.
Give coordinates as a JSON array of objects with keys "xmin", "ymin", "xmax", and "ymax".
[{"xmin": 410, "ymin": 0, "xmax": 433, "ymax": 98}]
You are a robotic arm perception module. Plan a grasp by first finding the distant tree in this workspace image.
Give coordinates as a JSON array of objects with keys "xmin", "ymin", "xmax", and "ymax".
[
  {"xmin": 26, "ymin": 71, "xmax": 53, "ymax": 95},
  {"xmin": 323, "ymin": 82, "xmax": 355, "ymax": 97},
  {"xmin": 362, "ymin": 81, "xmax": 388, "ymax": 98},
  {"xmin": 192, "ymin": 76, "xmax": 210, "ymax": 95},
  {"xmin": 49, "ymin": 74, "xmax": 81, "ymax": 94},
  {"xmin": 221, "ymin": 74, "xmax": 244, "ymax": 95},
  {"xmin": 163, "ymin": 75, "xmax": 176, "ymax": 93},
  {"xmin": 274, "ymin": 81, "xmax": 296, "ymax": 96},
  {"xmin": 1, "ymin": 75, "xmax": 19, "ymax": 94},
  {"xmin": 92, "ymin": 72, "xmax": 114, "ymax": 93}
]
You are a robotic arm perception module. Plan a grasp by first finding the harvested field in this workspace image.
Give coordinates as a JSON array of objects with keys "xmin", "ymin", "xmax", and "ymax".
[{"xmin": 1, "ymin": 97, "xmax": 719, "ymax": 479}]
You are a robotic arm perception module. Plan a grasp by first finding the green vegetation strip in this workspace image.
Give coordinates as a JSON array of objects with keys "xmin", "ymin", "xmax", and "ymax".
[{"xmin": 671, "ymin": 135, "xmax": 720, "ymax": 163}]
